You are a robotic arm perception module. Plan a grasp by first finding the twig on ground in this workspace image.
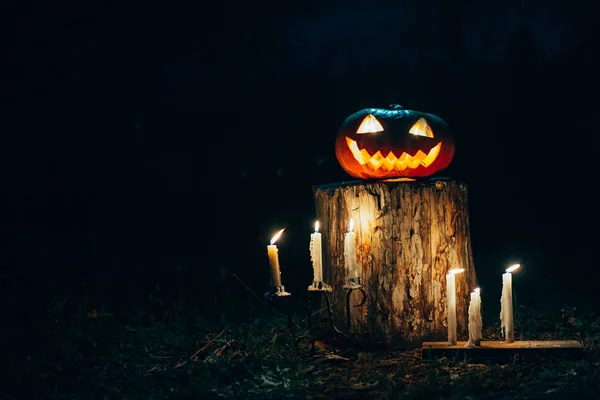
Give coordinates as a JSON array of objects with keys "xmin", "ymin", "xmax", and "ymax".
[
  {"xmin": 215, "ymin": 342, "xmax": 231, "ymax": 356},
  {"xmin": 174, "ymin": 329, "xmax": 225, "ymax": 369},
  {"xmin": 191, "ymin": 329, "xmax": 225, "ymax": 359}
]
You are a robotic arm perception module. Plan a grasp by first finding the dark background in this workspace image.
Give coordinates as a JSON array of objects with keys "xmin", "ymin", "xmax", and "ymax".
[{"xmin": 2, "ymin": 0, "xmax": 598, "ymax": 336}]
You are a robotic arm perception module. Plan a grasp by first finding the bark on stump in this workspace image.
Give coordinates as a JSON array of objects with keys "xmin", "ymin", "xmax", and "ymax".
[{"xmin": 313, "ymin": 178, "xmax": 478, "ymax": 347}]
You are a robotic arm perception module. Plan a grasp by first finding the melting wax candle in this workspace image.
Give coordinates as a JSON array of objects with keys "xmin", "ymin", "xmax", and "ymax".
[
  {"xmin": 466, "ymin": 288, "xmax": 482, "ymax": 347},
  {"xmin": 309, "ymin": 221, "xmax": 323, "ymax": 283},
  {"xmin": 267, "ymin": 229, "xmax": 285, "ymax": 289},
  {"xmin": 344, "ymin": 218, "xmax": 358, "ymax": 279}
]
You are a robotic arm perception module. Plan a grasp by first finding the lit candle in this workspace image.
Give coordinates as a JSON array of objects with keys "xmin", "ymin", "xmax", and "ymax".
[
  {"xmin": 466, "ymin": 287, "xmax": 482, "ymax": 347},
  {"xmin": 309, "ymin": 221, "xmax": 323, "ymax": 283},
  {"xmin": 344, "ymin": 218, "xmax": 359, "ymax": 281},
  {"xmin": 267, "ymin": 229, "xmax": 285, "ymax": 289},
  {"xmin": 500, "ymin": 264, "xmax": 520, "ymax": 343},
  {"xmin": 446, "ymin": 268, "xmax": 465, "ymax": 345}
]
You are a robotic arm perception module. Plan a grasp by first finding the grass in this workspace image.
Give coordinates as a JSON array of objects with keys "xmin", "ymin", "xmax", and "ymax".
[{"xmin": 4, "ymin": 286, "xmax": 600, "ymax": 400}]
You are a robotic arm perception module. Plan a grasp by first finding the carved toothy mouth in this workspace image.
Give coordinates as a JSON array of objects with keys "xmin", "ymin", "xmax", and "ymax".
[{"xmin": 346, "ymin": 137, "xmax": 441, "ymax": 171}]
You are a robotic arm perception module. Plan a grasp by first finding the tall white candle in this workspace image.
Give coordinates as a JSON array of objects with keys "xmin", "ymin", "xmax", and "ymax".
[
  {"xmin": 500, "ymin": 264, "xmax": 520, "ymax": 343},
  {"xmin": 309, "ymin": 221, "xmax": 323, "ymax": 283},
  {"xmin": 267, "ymin": 229, "xmax": 285, "ymax": 288},
  {"xmin": 446, "ymin": 273, "xmax": 457, "ymax": 344},
  {"xmin": 344, "ymin": 218, "xmax": 358, "ymax": 279},
  {"xmin": 446, "ymin": 268, "xmax": 464, "ymax": 345},
  {"xmin": 466, "ymin": 288, "xmax": 482, "ymax": 347}
]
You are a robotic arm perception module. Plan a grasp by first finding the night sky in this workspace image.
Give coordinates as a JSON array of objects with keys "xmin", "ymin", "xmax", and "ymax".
[{"xmin": 3, "ymin": 1, "xmax": 598, "ymax": 321}]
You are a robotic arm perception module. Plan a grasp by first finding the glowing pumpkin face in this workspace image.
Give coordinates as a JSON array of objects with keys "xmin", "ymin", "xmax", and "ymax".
[{"xmin": 335, "ymin": 105, "xmax": 455, "ymax": 180}]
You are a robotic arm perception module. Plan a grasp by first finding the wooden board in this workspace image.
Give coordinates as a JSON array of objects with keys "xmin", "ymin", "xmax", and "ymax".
[
  {"xmin": 313, "ymin": 178, "xmax": 477, "ymax": 346},
  {"xmin": 421, "ymin": 340, "xmax": 584, "ymax": 363}
]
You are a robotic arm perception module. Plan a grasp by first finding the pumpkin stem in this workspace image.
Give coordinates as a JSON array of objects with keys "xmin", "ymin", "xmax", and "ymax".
[{"xmin": 390, "ymin": 104, "xmax": 403, "ymax": 110}]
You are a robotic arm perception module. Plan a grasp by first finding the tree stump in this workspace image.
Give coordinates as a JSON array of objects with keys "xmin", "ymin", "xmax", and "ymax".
[{"xmin": 313, "ymin": 178, "xmax": 478, "ymax": 347}]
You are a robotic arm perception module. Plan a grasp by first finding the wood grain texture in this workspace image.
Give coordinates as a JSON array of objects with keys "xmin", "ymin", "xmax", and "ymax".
[{"xmin": 313, "ymin": 178, "xmax": 477, "ymax": 347}]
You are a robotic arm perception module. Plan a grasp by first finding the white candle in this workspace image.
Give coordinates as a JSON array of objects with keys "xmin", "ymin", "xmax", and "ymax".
[
  {"xmin": 466, "ymin": 288, "xmax": 482, "ymax": 347},
  {"xmin": 500, "ymin": 264, "xmax": 520, "ymax": 343},
  {"xmin": 309, "ymin": 221, "xmax": 323, "ymax": 283},
  {"xmin": 446, "ymin": 268, "xmax": 464, "ymax": 345},
  {"xmin": 267, "ymin": 229, "xmax": 285, "ymax": 288},
  {"xmin": 344, "ymin": 218, "xmax": 358, "ymax": 279}
]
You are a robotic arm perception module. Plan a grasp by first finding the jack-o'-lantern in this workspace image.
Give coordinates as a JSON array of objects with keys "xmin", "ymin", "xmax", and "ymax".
[{"xmin": 335, "ymin": 104, "xmax": 455, "ymax": 180}]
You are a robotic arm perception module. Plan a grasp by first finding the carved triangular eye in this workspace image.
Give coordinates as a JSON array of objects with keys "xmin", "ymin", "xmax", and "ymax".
[
  {"xmin": 356, "ymin": 114, "xmax": 384, "ymax": 134},
  {"xmin": 409, "ymin": 118, "xmax": 434, "ymax": 138}
]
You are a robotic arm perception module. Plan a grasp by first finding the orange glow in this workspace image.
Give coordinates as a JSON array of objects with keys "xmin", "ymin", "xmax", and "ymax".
[
  {"xmin": 356, "ymin": 114, "xmax": 384, "ymax": 134},
  {"xmin": 449, "ymin": 268, "xmax": 465, "ymax": 275},
  {"xmin": 506, "ymin": 264, "xmax": 520, "ymax": 273},
  {"xmin": 348, "ymin": 218, "xmax": 354, "ymax": 233},
  {"xmin": 346, "ymin": 137, "xmax": 441, "ymax": 171},
  {"xmin": 409, "ymin": 117, "xmax": 434, "ymax": 138},
  {"xmin": 270, "ymin": 228, "xmax": 285, "ymax": 245}
]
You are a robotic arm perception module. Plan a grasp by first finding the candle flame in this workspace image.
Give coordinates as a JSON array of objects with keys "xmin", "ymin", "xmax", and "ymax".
[
  {"xmin": 474, "ymin": 287, "xmax": 481, "ymax": 294},
  {"xmin": 449, "ymin": 268, "xmax": 465, "ymax": 275},
  {"xmin": 315, "ymin": 221, "xmax": 319, "ymax": 232},
  {"xmin": 270, "ymin": 228, "xmax": 285, "ymax": 245},
  {"xmin": 506, "ymin": 264, "xmax": 520, "ymax": 273},
  {"xmin": 349, "ymin": 218, "xmax": 354, "ymax": 233}
]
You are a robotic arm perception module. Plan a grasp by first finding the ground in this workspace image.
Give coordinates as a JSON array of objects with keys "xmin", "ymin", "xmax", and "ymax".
[{"xmin": 5, "ymin": 290, "xmax": 600, "ymax": 400}]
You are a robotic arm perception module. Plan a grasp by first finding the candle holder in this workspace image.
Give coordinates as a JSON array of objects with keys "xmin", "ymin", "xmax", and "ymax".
[
  {"xmin": 306, "ymin": 289, "xmax": 341, "ymax": 333},
  {"xmin": 266, "ymin": 287, "xmax": 293, "ymax": 332},
  {"xmin": 343, "ymin": 278, "xmax": 367, "ymax": 333},
  {"xmin": 295, "ymin": 286, "xmax": 342, "ymax": 355},
  {"xmin": 307, "ymin": 281, "xmax": 333, "ymax": 292},
  {"xmin": 271, "ymin": 285, "xmax": 291, "ymax": 297},
  {"xmin": 343, "ymin": 277, "xmax": 362, "ymax": 290}
]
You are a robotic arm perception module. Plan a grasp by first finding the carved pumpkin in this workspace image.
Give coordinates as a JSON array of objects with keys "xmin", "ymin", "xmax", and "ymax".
[{"xmin": 335, "ymin": 104, "xmax": 455, "ymax": 180}]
